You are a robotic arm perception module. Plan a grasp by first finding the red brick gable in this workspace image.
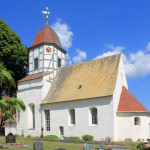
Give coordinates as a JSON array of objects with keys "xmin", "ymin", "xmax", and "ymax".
[
  {"xmin": 18, "ymin": 72, "xmax": 51, "ymax": 83},
  {"xmin": 118, "ymin": 86, "xmax": 149, "ymax": 112}
]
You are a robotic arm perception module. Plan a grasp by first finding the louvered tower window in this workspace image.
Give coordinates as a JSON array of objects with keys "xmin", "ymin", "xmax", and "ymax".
[{"xmin": 58, "ymin": 58, "xmax": 61, "ymax": 68}]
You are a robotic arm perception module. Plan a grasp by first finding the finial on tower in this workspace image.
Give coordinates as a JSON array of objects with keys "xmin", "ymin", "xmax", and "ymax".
[{"xmin": 42, "ymin": 7, "xmax": 50, "ymax": 24}]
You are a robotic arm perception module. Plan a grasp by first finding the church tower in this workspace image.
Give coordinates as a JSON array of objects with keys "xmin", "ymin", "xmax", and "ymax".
[
  {"xmin": 28, "ymin": 22, "xmax": 66, "ymax": 82},
  {"xmin": 9, "ymin": 10, "xmax": 67, "ymax": 136}
]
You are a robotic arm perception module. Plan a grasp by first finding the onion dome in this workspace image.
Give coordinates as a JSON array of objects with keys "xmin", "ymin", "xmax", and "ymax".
[{"xmin": 31, "ymin": 24, "xmax": 62, "ymax": 48}]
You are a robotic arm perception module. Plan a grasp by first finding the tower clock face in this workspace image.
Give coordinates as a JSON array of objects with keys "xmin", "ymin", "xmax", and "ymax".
[{"xmin": 46, "ymin": 47, "xmax": 51, "ymax": 53}]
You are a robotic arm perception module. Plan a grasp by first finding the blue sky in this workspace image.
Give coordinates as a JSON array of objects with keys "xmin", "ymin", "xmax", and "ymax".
[{"xmin": 1, "ymin": 0, "xmax": 150, "ymax": 110}]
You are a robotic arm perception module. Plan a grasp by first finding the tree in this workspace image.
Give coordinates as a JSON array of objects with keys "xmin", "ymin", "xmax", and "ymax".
[
  {"xmin": 0, "ymin": 67, "xmax": 25, "ymax": 133},
  {"xmin": 0, "ymin": 19, "xmax": 28, "ymax": 97}
]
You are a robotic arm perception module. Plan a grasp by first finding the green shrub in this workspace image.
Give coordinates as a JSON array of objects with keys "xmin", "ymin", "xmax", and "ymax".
[
  {"xmin": 83, "ymin": 135, "xmax": 94, "ymax": 141},
  {"xmin": 43, "ymin": 135, "xmax": 60, "ymax": 140},
  {"xmin": 66, "ymin": 137, "xmax": 81, "ymax": 141},
  {"xmin": 15, "ymin": 134, "xmax": 19, "ymax": 137},
  {"xmin": 137, "ymin": 138, "xmax": 149, "ymax": 150},
  {"xmin": 26, "ymin": 135, "xmax": 31, "ymax": 138},
  {"xmin": 105, "ymin": 137, "xmax": 112, "ymax": 142},
  {"xmin": 21, "ymin": 134, "xmax": 24, "ymax": 137},
  {"xmin": 0, "ymin": 134, "xmax": 4, "ymax": 137}
]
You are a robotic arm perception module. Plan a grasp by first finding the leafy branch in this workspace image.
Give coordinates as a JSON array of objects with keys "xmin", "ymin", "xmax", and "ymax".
[{"xmin": 0, "ymin": 67, "xmax": 25, "ymax": 131}]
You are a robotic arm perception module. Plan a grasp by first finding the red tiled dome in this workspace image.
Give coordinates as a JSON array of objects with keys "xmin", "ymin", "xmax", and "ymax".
[{"xmin": 31, "ymin": 24, "xmax": 62, "ymax": 48}]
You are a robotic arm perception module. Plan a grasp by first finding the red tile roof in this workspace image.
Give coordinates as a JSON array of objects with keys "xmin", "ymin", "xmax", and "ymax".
[
  {"xmin": 118, "ymin": 86, "xmax": 149, "ymax": 112},
  {"xmin": 18, "ymin": 72, "xmax": 51, "ymax": 83},
  {"xmin": 31, "ymin": 24, "xmax": 62, "ymax": 48}
]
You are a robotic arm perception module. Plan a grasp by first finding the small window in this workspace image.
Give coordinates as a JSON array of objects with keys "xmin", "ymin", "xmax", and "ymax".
[
  {"xmin": 45, "ymin": 110, "xmax": 50, "ymax": 131},
  {"xmin": 34, "ymin": 58, "xmax": 38, "ymax": 70},
  {"xmin": 134, "ymin": 117, "xmax": 140, "ymax": 125},
  {"xmin": 60, "ymin": 126, "xmax": 64, "ymax": 136},
  {"xmin": 91, "ymin": 108, "xmax": 98, "ymax": 125},
  {"xmin": 70, "ymin": 109, "xmax": 75, "ymax": 125},
  {"xmin": 58, "ymin": 58, "xmax": 61, "ymax": 68},
  {"xmin": 78, "ymin": 85, "xmax": 82, "ymax": 89}
]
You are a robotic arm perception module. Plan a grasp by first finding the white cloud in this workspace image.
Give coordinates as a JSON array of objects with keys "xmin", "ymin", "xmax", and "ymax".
[
  {"xmin": 94, "ymin": 44, "xmax": 150, "ymax": 78},
  {"xmin": 124, "ymin": 51, "xmax": 150, "ymax": 77},
  {"xmin": 146, "ymin": 42, "xmax": 150, "ymax": 51},
  {"xmin": 51, "ymin": 19, "xmax": 73, "ymax": 50},
  {"xmin": 94, "ymin": 44, "xmax": 125, "ymax": 59},
  {"xmin": 65, "ymin": 53, "xmax": 72, "ymax": 65},
  {"xmin": 73, "ymin": 49, "xmax": 87, "ymax": 64}
]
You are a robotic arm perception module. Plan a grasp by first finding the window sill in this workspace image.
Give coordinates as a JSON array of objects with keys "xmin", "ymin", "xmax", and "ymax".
[
  {"xmin": 68, "ymin": 124, "xmax": 75, "ymax": 126},
  {"xmin": 28, "ymin": 128, "xmax": 35, "ymax": 130},
  {"xmin": 89, "ymin": 124, "xmax": 98, "ymax": 127}
]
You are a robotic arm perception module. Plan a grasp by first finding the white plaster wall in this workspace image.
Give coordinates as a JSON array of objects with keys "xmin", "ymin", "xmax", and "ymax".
[
  {"xmin": 39, "ymin": 53, "xmax": 43, "ymax": 60},
  {"xmin": 112, "ymin": 55, "xmax": 128, "ymax": 141},
  {"xmin": 5, "ymin": 75, "xmax": 52, "ymax": 137},
  {"xmin": 55, "ymin": 47, "xmax": 65, "ymax": 68},
  {"xmin": 113, "ymin": 55, "xmax": 150, "ymax": 141},
  {"xmin": 41, "ymin": 96, "xmax": 114, "ymax": 141},
  {"xmin": 29, "ymin": 44, "xmax": 65, "ymax": 76},
  {"xmin": 117, "ymin": 113, "xmax": 150, "ymax": 141},
  {"xmin": 43, "ymin": 45, "xmax": 65, "ymax": 79},
  {"xmin": 12, "ymin": 86, "xmax": 42, "ymax": 137},
  {"xmin": 28, "ymin": 104, "xmax": 34, "ymax": 128},
  {"xmin": 113, "ymin": 55, "xmax": 128, "ymax": 113},
  {"xmin": 42, "ymin": 75, "xmax": 52, "ymax": 100},
  {"xmin": 18, "ymin": 78, "xmax": 43, "ymax": 91},
  {"xmin": 39, "ymin": 61, "xmax": 43, "ymax": 69},
  {"xmin": 34, "ymin": 48, "xmax": 39, "ymax": 57},
  {"xmin": 5, "ymin": 123, "xmax": 17, "ymax": 135},
  {"xmin": 62, "ymin": 53, "xmax": 65, "ymax": 59},
  {"xmin": 29, "ymin": 46, "xmax": 44, "ymax": 75}
]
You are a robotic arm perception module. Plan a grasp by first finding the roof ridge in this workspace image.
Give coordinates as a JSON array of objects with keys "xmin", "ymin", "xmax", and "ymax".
[{"xmin": 63, "ymin": 53, "xmax": 122, "ymax": 69}]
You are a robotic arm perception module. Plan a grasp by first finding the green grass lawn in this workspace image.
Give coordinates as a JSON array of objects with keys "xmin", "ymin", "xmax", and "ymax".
[{"xmin": 0, "ymin": 137, "xmax": 138, "ymax": 150}]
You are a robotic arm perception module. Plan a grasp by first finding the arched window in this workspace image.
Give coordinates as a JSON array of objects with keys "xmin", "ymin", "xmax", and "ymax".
[
  {"xmin": 70, "ymin": 109, "xmax": 75, "ymax": 125},
  {"xmin": 60, "ymin": 126, "xmax": 64, "ymax": 136},
  {"xmin": 134, "ymin": 117, "xmax": 140, "ymax": 125},
  {"xmin": 91, "ymin": 107, "xmax": 98, "ymax": 125},
  {"xmin": 45, "ymin": 110, "xmax": 50, "ymax": 131},
  {"xmin": 28, "ymin": 103, "xmax": 35, "ymax": 129}
]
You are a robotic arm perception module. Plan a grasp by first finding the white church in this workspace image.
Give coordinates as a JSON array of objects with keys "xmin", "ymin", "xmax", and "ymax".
[{"xmin": 5, "ymin": 20, "xmax": 150, "ymax": 141}]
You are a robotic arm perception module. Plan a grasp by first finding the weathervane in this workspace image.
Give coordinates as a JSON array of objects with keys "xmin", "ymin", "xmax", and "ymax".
[{"xmin": 42, "ymin": 7, "xmax": 50, "ymax": 24}]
